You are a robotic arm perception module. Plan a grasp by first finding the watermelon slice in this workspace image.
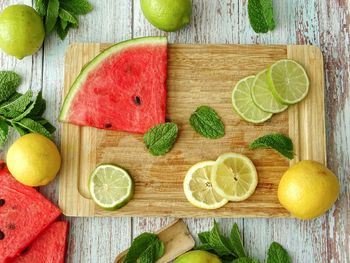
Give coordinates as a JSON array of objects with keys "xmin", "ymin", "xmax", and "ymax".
[
  {"xmin": 59, "ymin": 37, "xmax": 168, "ymax": 134},
  {"xmin": 0, "ymin": 163, "xmax": 61, "ymax": 263},
  {"xmin": 12, "ymin": 221, "xmax": 69, "ymax": 263}
]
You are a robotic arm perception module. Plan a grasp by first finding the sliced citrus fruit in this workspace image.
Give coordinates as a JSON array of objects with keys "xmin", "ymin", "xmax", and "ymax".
[
  {"xmin": 89, "ymin": 164, "xmax": 134, "ymax": 210},
  {"xmin": 232, "ymin": 76, "xmax": 273, "ymax": 123},
  {"xmin": 268, "ymin": 59, "xmax": 309, "ymax": 104},
  {"xmin": 212, "ymin": 153, "xmax": 258, "ymax": 201},
  {"xmin": 251, "ymin": 69, "xmax": 288, "ymax": 113},
  {"xmin": 183, "ymin": 161, "xmax": 228, "ymax": 209}
]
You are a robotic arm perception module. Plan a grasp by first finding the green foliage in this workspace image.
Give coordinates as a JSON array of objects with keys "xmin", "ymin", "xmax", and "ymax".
[
  {"xmin": 144, "ymin": 123, "xmax": 179, "ymax": 156},
  {"xmin": 123, "ymin": 233, "xmax": 165, "ymax": 263},
  {"xmin": 34, "ymin": 0, "xmax": 93, "ymax": 40},
  {"xmin": 267, "ymin": 242, "xmax": 291, "ymax": 263},
  {"xmin": 189, "ymin": 105, "xmax": 225, "ymax": 139},
  {"xmin": 248, "ymin": 0, "xmax": 275, "ymax": 33},
  {"xmin": 249, "ymin": 133, "xmax": 294, "ymax": 159},
  {"xmin": 0, "ymin": 71, "xmax": 56, "ymax": 145}
]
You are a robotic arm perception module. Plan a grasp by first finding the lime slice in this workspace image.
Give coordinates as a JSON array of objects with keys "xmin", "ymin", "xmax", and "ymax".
[
  {"xmin": 232, "ymin": 76, "xmax": 273, "ymax": 123},
  {"xmin": 89, "ymin": 164, "xmax": 134, "ymax": 210},
  {"xmin": 183, "ymin": 161, "xmax": 228, "ymax": 209},
  {"xmin": 251, "ymin": 69, "xmax": 288, "ymax": 113},
  {"xmin": 212, "ymin": 153, "xmax": 258, "ymax": 201},
  {"xmin": 268, "ymin": 59, "xmax": 309, "ymax": 104}
]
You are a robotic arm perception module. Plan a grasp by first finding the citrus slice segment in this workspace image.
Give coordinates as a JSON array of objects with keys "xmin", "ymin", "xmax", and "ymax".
[
  {"xmin": 251, "ymin": 69, "xmax": 288, "ymax": 113},
  {"xmin": 212, "ymin": 153, "xmax": 258, "ymax": 201},
  {"xmin": 232, "ymin": 76, "xmax": 273, "ymax": 123},
  {"xmin": 268, "ymin": 59, "xmax": 309, "ymax": 104},
  {"xmin": 89, "ymin": 164, "xmax": 134, "ymax": 210},
  {"xmin": 183, "ymin": 161, "xmax": 228, "ymax": 209}
]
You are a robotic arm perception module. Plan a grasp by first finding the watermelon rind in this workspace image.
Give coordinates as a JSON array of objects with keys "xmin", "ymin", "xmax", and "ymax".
[{"xmin": 59, "ymin": 36, "xmax": 167, "ymax": 121}]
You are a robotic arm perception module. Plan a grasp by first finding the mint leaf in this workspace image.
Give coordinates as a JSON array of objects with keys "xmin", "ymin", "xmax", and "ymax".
[
  {"xmin": 190, "ymin": 106, "xmax": 225, "ymax": 139},
  {"xmin": 248, "ymin": 0, "xmax": 275, "ymax": 33},
  {"xmin": 17, "ymin": 118, "xmax": 52, "ymax": 139},
  {"xmin": 0, "ymin": 71, "xmax": 21, "ymax": 103},
  {"xmin": 28, "ymin": 91, "xmax": 47, "ymax": 118},
  {"xmin": 45, "ymin": 0, "xmax": 60, "ymax": 33},
  {"xmin": 123, "ymin": 233, "xmax": 165, "ymax": 263},
  {"xmin": 144, "ymin": 123, "xmax": 178, "ymax": 156},
  {"xmin": 249, "ymin": 133, "xmax": 294, "ymax": 160},
  {"xmin": 232, "ymin": 257, "xmax": 260, "ymax": 263},
  {"xmin": 208, "ymin": 221, "xmax": 235, "ymax": 257},
  {"xmin": 57, "ymin": 21, "xmax": 72, "ymax": 40},
  {"xmin": 35, "ymin": 0, "xmax": 48, "ymax": 16},
  {"xmin": 0, "ymin": 120, "xmax": 9, "ymax": 147},
  {"xmin": 0, "ymin": 90, "xmax": 33, "ymax": 118},
  {"xmin": 59, "ymin": 8, "xmax": 78, "ymax": 25},
  {"xmin": 198, "ymin": 231, "xmax": 211, "ymax": 244},
  {"xmin": 229, "ymin": 224, "xmax": 246, "ymax": 258},
  {"xmin": 12, "ymin": 123, "xmax": 28, "ymax": 136},
  {"xmin": 267, "ymin": 242, "xmax": 291, "ymax": 263},
  {"xmin": 36, "ymin": 118, "xmax": 56, "ymax": 133},
  {"xmin": 60, "ymin": 0, "xmax": 93, "ymax": 15}
]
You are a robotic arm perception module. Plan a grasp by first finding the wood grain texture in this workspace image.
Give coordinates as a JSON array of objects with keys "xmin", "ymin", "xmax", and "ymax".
[
  {"xmin": 59, "ymin": 43, "xmax": 325, "ymax": 219},
  {"xmin": 0, "ymin": 0, "xmax": 348, "ymax": 262}
]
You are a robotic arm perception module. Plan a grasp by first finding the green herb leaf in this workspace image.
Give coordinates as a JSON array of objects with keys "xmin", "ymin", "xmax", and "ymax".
[
  {"xmin": 35, "ymin": 0, "xmax": 48, "ymax": 16},
  {"xmin": 123, "ymin": 233, "xmax": 165, "ymax": 263},
  {"xmin": 248, "ymin": 0, "xmax": 275, "ymax": 33},
  {"xmin": 0, "ymin": 71, "xmax": 21, "ymax": 103},
  {"xmin": 28, "ymin": 91, "xmax": 47, "ymax": 118},
  {"xmin": 249, "ymin": 133, "xmax": 294, "ymax": 160},
  {"xmin": 190, "ymin": 106, "xmax": 225, "ymax": 139},
  {"xmin": 0, "ymin": 120, "xmax": 9, "ymax": 147},
  {"xmin": 60, "ymin": 0, "xmax": 93, "ymax": 15},
  {"xmin": 57, "ymin": 21, "xmax": 72, "ymax": 40},
  {"xmin": 198, "ymin": 231, "xmax": 211, "ymax": 244},
  {"xmin": 45, "ymin": 0, "xmax": 60, "ymax": 33},
  {"xmin": 144, "ymin": 123, "xmax": 178, "ymax": 156},
  {"xmin": 59, "ymin": 8, "xmax": 78, "ymax": 25},
  {"xmin": 0, "ymin": 90, "xmax": 33, "ymax": 118},
  {"xmin": 17, "ymin": 118, "xmax": 52, "ymax": 139},
  {"xmin": 229, "ymin": 223, "xmax": 246, "ymax": 258},
  {"xmin": 232, "ymin": 257, "xmax": 260, "ymax": 263},
  {"xmin": 267, "ymin": 242, "xmax": 291, "ymax": 263},
  {"xmin": 36, "ymin": 118, "xmax": 56, "ymax": 133},
  {"xmin": 12, "ymin": 123, "xmax": 29, "ymax": 136}
]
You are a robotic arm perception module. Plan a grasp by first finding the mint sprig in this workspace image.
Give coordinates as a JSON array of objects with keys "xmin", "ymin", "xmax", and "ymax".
[
  {"xmin": 34, "ymin": 0, "xmax": 93, "ymax": 40},
  {"xmin": 144, "ymin": 123, "xmax": 178, "ymax": 156},
  {"xmin": 0, "ymin": 71, "xmax": 55, "ymax": 147},
  {"xmin": 190, "ymin": 106, "xmax": 225, "ymax": 139},
  {"xmin": 248, "ymin": 0, "xmax": 275, "ymax": 33},
  {"xmin": 195, "ymin": 221, "xmax": 290, "ymax": 263},
  {"xmin": 123, "ymin": 233, "xmax": 165, "ymax": 263},
  {"xmin": 249, "ymin": 133, "xmax": 294, "ymax": 160}
]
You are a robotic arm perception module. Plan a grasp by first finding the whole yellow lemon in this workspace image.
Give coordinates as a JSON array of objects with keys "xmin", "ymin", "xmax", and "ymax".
[
  {"xmin": 278, "ymin": 160, "xmax": 340, "ymax": 220},
  {"xmin": 6, "ymin": 133, "xmax": 61, "ymax": 186}
]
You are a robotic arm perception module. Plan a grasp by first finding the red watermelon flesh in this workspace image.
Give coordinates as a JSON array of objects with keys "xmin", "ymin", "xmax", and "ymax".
[
  {"xmin": 12, "ymin": 221, "xmax": 69, "ymax": 263},
  {"xmin": 59, "ymin": 37, "xmax": 168, "ymax": 134},
  {"xmin": 0, "ymin": 163, "xmax": 61, "ymax": 263}
]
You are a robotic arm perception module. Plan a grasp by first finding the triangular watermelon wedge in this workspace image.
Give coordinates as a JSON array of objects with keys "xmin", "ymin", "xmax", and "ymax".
[
  {"xmin": 12, "ymin": 221, "xmax": 69, "ymax": 263},
  {"xmin": 0, "ymin": 162, "xmax": 61, "ymax": 263},
  {"xmin": 59, "ymin": 37, "xmax": 168, "ymax": 134}
]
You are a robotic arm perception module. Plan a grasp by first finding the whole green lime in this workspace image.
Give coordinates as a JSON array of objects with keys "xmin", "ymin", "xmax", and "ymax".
[
  {"xmin": 0, "ymin": 5, "xmax": 45, "ymax": 59},
  {"xmin": 174, "ymin": 250, "xmax": 222, "ymax": 263},
  {"xmin": 140, "ymin": 0, "xmax": 192, "ymax": 32}
]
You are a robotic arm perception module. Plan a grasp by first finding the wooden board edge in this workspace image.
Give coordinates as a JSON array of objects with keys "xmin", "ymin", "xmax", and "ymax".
[
  {"xmin": 287, "ymin": 45, "xmax": 327, "ymax": 166},
  {"xmin": 114, "ymin": 219, "xmax": 195, "ymax": 263}
]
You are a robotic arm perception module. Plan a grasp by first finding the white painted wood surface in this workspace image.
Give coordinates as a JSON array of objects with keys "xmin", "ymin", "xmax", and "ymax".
[{"xmin": 0, "ymin": 0, "xmax": 349, "ymax": 262}]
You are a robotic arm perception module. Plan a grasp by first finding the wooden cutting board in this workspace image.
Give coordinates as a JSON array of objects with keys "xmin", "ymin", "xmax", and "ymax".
[{"xmin": 59, "ymin": 43, "xmax": 326, "ymax": 218}]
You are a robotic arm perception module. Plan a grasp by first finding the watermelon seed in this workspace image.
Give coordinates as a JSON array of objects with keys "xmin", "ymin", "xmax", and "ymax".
[
  {"xmin": 104, "ymin": 123, "xmax": 112, "ymax": 129},
  {"xmin": 0, "ymin": 199, "xmax": 4, "ymax": 206},
  {"xmin": 0, "ymin": 230, "xmax": 4, "ymax": 240},
  {"xmin": 134, "ymin": 96, "xmax": 141, "ymax": 106},
  {"xmin": 21, "ymin": 247, "xmax": 30, "ymax": 255},
  {"xmin": 7, "ymin": 224, "xmax": 15, "ymax": 230}
]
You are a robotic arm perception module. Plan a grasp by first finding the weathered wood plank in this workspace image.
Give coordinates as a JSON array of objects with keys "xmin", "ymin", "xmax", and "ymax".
[{"xmin": 37, "ymin": 1, "xmax": 133, "ymax": 262}]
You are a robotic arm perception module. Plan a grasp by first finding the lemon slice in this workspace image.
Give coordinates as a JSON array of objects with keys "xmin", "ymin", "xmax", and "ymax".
[
  {"xmin": 232, "ymin": 76, "xmax": 273, "ymax": 123},
  {"xmin": 89, "ymin": 164, "xmax": 134, "ymax": 210},
  {"xmin": 251, "ymin": 69, "xmax": 288, "ymax": 113},
  {"xmin": 268, "ymin": 59, "xmax": 309, "ymax": 104},
  {"xmin": 212, "ymin": 153, "xmax": 258, "ymax": 201},
  {"xmin": 183, "ymin": 161, "xmax": 228, "ymax": 209}
]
